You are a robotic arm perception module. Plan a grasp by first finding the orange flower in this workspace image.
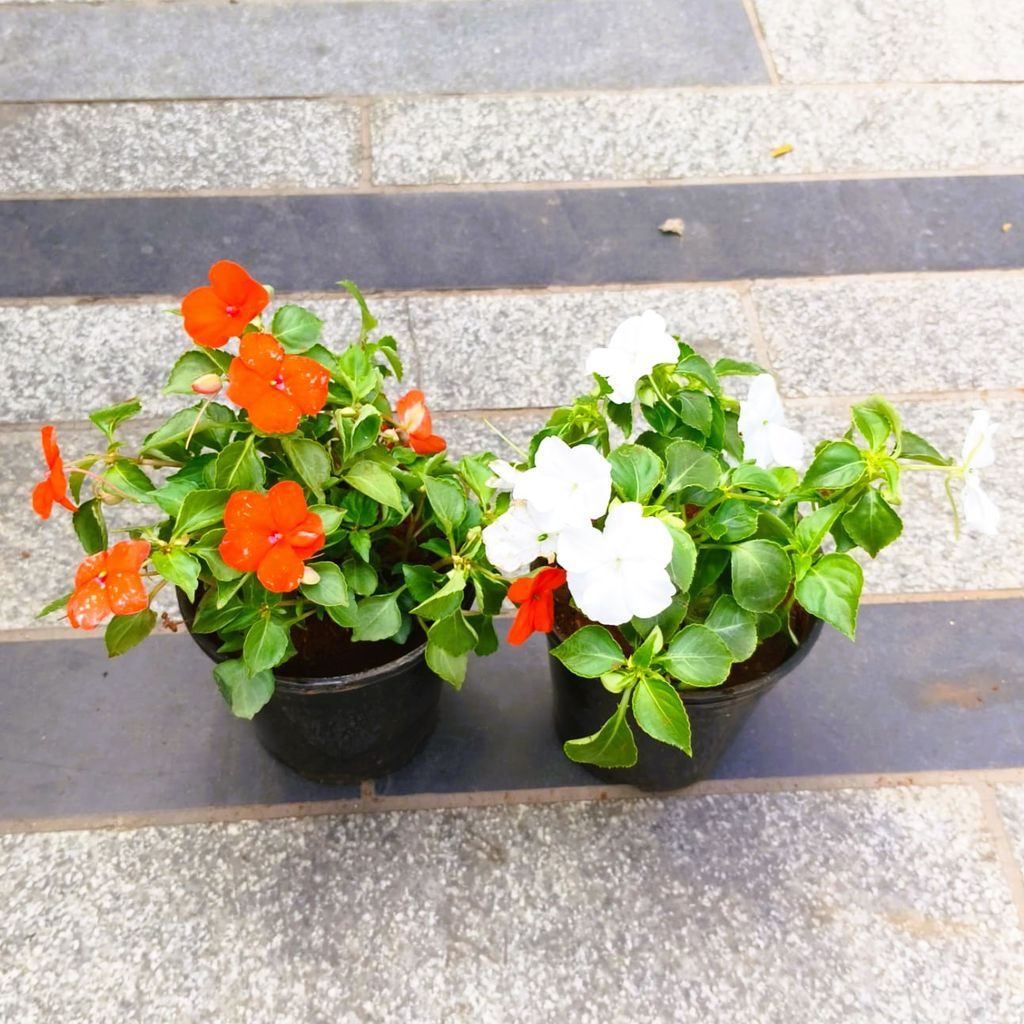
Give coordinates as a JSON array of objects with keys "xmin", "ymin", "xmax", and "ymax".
[
  {"xmin": 67, "ymin": 540, "xmax": 151, "ymax": 631},
  {"xmin": 32, "ymin": 425, "xmax": 78, "ymax": 519},
  {"xmin": 219, "ymin": 480, "xmax": 325, "ymax": 593},
  {"xmin": 181, "ymin": 260, "xmax": 269, "ymax": 349},
  {"xmin": 507, "ymin": 567, "xmax": 567, "ymax": 645},
  {"xmin": 395, "ymin": 389, "xmax": 446, "ymax": 455},
  {"xmin": 226, "ymin": 332, "xmax": 330, "ymax": 434}
]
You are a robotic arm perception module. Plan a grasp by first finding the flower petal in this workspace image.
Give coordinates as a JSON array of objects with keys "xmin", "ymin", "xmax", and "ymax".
[
  {"xmin": 248, "ymin": 390, "xmax": 301, "ymax": 434},
  {"xmin": 67, "ymin": 579, "xmax": 112, "ymax": 630},
  {"xmin": 208, "ymin": 260, "xmax": 268, "ymax": 314},
  {"xmin": 107, "ymin": 573, "xmax": 150, "ymax": 616},
  {"xmin": 507, "ymin": 603, "xmax": 537, "ymax": 646},
  {"xmin": 239, "ymin": 332, "xmax": 284, "ymax": 380},
  {"xmin": 219, "ymin": 528, "xmax": 272, "ymax": 573},
  {"xmin": 181, "ymin": 286, "xmax": 231, "ymax": 348},
  {"xmin": 227, "ymin": 359, "xmax": 275, "ymax": 409},
  {"xmin": 620, "ymin": 562, "xmax": 675, "ymax": 619},
  {"xmin": 567, "ymin": 567, "xmax": 632, "ymax": 626},
  {"xmin": 556, "ymin": 524, "xmax": 606, "ymax": 573},
  {"xmin": 257, "ymin": 542, "xmax": 305, "ymax": 593},
  {"xmin": 74, "ymin": 550, "xmax": 108, "ymax": 590},
  {"xmin": 281, "ymin": 355, "xmax": 330, "ymax": 415},
  {"xmin": 106, "ymin": 540, "xmax": 151, "ymax": 575},
  {"xmin": 224, "ymin": 490, "xmax": 273, "ymax": 532},
  {"xmin": 268, "ymin": 480, "xmax": 309, "ymax": 533},
  {"xmin": 408, "ymin": 432, "xmax": 446, "ymax": 455},
  {"xmin": 32, "ymin": 479, "xmax": 54, "ymax": 519},
  {"xmin": 962, "ymin": 475, "xmax": 1001, "ymax": 536}
]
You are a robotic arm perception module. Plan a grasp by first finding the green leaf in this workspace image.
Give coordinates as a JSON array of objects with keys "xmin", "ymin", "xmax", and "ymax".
[
  {"xmin": 425, "ymin": 641, "xmax": 468, "ymax": 690},
  {"xmin": 794, "ymin": 504, "xmax": 844, "ymax": 554},
  {"xmin": 402, "ymin": 564, "xmax": 445, "ymax": 603},
  {"xmin": 213, "ymin": 659, "xmax": 275, "ymax": 719},
  {"xmin": 427, "ymin": 610, "xmax": 478, "ymax": 657},
  {"xmin": 337, "ymin": 279, "xmax": 378, "ymax": 337},
  {"xmin": 842, "ymin": 490, "xmax": 903, "ymax": 558},
  {"xmin": 663, "ymin": 440, "xmax": 721, "ymax": 495},
  {"xmin": 104, "ymin": 609, "xmax": 156, "ymax": 657},
  {"xmin": 343, "ymin": 557, "xmax": 378, "ymax": 596},
  {"xmin": 606, "ymin": 399, "xmax": 633, "ymax": 437},
  {"xmin": 173, "ymin": 489, "xmax": 229, "ymax": 538},
  {"xmin": 730, "ymin": 539, "xmax": 793, "ymax": 613},
  {"xmin": 631, "ymin": 591, "xmax": 688, "ymax": 641},
  {"xmin": 309, "ymin": 504, "xmax": 345, "ymax": 535},
  {"xmin": 349, "ymin": 408, "xmax": 382, "ymax": 456},
  {"xmin": 213, "ymin": 439, "xmax": 264, "ymax": 490},
  {"xmin": 300, "ymin": 561, "xmax": 350, "ymax": 607},
  {"xmin": 660, "ymin": 516, "xmax": 697, "ymax": 592},
  {"xmin": 703, "ymin": 595, "xmax": 757, "ymax": 662},
  {"xmin": 900, "ymin": 430, "xmax": 952, "ymax": 466},
  {"xmin": 730, "ymin": 463, "xmax": 783, "ymax": 497},
  {"xmin": 151, "ymin": 549, "xmax": 202, "ymax": 601},
  {"xmin": 271, "ymin": 304, "xmax": 323, "ymax": 352},
  {"xmin": 409, "ymin": 569, "xmax": 466, "ymax": 621},
  {"xmin": 352, "ymin": 593, "xmax": 402, "ymax": 642},
  {"xmin": 163, "ymin": 349, "xmax": 231, "ymax": 395},
  {"xmin": 191, "ymin": 528, "xmax": 242, "ymax": 582},
  {"xmin": 344, "ymin": 459, "xmax": 404, "ymax": 513},
  {"xmin": 550, "ymin": 625, "xmax": 626, "ymax": 678},
  {"xmin": 706, "ymin": 499, "xmax": 759, "ymax": 542},
  {"xmin": 658, "ymin": 624, "xmax": 733, "ymax": 687},
  {"xmin": 424, "ymin": 476, "xmax": 467, "ymax": 535},
  {"xmin": 150, "ymin": 455, "xmax": 215, "ymax": 517},
  {"xmin": 89, "ymin": 397, "xmax": 142, "ymax": 443},
  {"xmin": 630, "ymin": 626, "xmax": 664, "ymax": 669},
  {"xmin": 243, "ymin": 617, "xmax": 289, "ymax": 675},
  {"xmin": 72, "ymin": 498, "xmax": 108, "ymax": 555},
  {"xmin": 795, "ymin": 552, "xmax": 863, "ymax": 640},
  {"xmin": 102, "ymin": 461, "xmax": 157, "ymax": 504},
  {"xmin": 282, "ymin": 438, "xmax": 331, "ymax": 499},
  {"xmin": 141, "ymin": 402, "xmax": 234, "ymax": 460},
  {"xmin": 37, "ymin": 592, "xmax": 72, "ymax": 619},
  {"xmin": 802, "ymin": 441, "xmax": 867, "ymax": 491},
  {"xmin": 191, "ymin": 589, "xmax": 258, "ymax": 635},
  {"xmin": 852, "ymin": 397, "xmax": 901, "ymax": 451},
  {"xmin": 469, "ymin": 614, "xmax": 499, "ymax": 657},
  {"xmin": 608, "ymin": 444, "xmax": 664, "ymax": 503},
  {"xmin": 563, "ymin": 695, "xmax": 638, "ymax": 769},
  {"xmin": 632, "ymin": 677, "xmax": 692, "ymax": 755},
  {"xmin": 676, "ymin": 353, "xmax": 721, "ymax": 396},
  {"xmin": 675, "ymin": 392, "xmax": 713, "ymax": 434},
  {"xmin": 713, "ymin": 358, "xmax": 764, "ymax": 377}
]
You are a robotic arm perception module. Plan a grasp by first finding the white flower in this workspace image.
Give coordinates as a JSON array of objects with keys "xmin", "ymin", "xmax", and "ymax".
[
  {"xmin": 557, "ymin": 503, "xmax": 675, "ymax": 626},
  {"xmin": 482, "ymin": 502, "xmax": 557, "ymax": 575},
  {"xmin": 585, "ymin": 310, "xmax": 679, "ymax": 404},
  {"xmin": 737, "ymin": 374, "xmax": 805, "ymax": 470},
  {"xmin": 513, "ymin": 437, "xmax": 612, "ymax": 533},
  {"xmin": 959, "ymin": 410, "xmax": 1000, "ymax": 535},
  {"xmin": 486, "ymin": 459, "xmax": 522, "ymax": 493}
]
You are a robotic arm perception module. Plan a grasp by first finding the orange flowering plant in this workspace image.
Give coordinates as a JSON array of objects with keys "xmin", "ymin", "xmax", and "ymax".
[{"xmin": 35, "ymin": 261, "xmax": 506, "ymax": 718}]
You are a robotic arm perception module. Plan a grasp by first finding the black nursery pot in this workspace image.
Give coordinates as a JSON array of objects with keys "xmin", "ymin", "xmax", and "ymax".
[
  {"xmin": 549, "ymin": 615, "xmax": 822, "ymax": 792},
  {"xmin": 178, "ymin": 590, "xmax": 441, "ymax": 784}
]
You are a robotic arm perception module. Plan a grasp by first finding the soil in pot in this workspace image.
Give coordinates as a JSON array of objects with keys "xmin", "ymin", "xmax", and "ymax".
[
  {"xmin": 178, "ymin": 589, "xmax": 442, "ymax": 785},
  {"xmin": 550, "ymin": 595, "xmax": 821, "ymax": 791}
]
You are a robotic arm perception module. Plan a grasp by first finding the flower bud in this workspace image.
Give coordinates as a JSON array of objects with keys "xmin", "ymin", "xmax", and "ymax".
[
  {"xmin": 191, "ymin": 373, "xmax": 223, "ymax": 396},
  {"xmin": 300, "ymin": 566, "xmax": 321, "ymax": 586},
  {"xmin": 93, "ymin": 479, "xmax": 124, "ymax": 506}
]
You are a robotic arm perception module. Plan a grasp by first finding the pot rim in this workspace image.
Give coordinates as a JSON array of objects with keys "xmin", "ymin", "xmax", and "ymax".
[
  {"xmin": 548, "ymin": 615, "xmax": 823, "ymax": 705},
  {"xmin": 176, "ymin": 587, "xmax": 427, "ymax": 695}
]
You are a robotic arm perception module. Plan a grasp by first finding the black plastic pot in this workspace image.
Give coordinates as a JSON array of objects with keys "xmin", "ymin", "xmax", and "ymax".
[
  {"xmin": 549, "ymin": 617, "xmax": 823, "ymax": 791},
  {"xmin": 178, "ymin": 590, "xmax": 442, "ymax": 784}
]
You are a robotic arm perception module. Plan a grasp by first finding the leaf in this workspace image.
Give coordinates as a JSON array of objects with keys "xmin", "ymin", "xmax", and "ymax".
[
  {"xmin": 563, "ymin": 696, "xmax": 638, "ymax": 769},
  {"xmin": 141, "ymin": 402, "xmax": 234, "ymax": 460},
  {"xmin": 150, "ymin": 455, "xmax": 216, "ymax": 517},
  {"xmin": 89, "ymin": 397, "xmax": 142, "ymax": 443},
  {"xmin": 676, "ymin": 353, "xmax": 721, "ymax": 397},
  {"xmin": 352, "ymin": 593, "xmax": 402, "ymax": 642},
  {"xmin": 243, "ymin": 617, "xmax": 289, "ymax": 675},
  {"xmin": 632, "ymin": 676, "xmax": 692, "ymax": 754},
  {"xmin": 730, "ymin": 463, "xmax": 783, "ymax": 497},
  {"xmin": 213, "ymin": 439, "xmax": 265, "ymax": 490},
  {"xmin": 37, "ymin": 592, "xmax": 72, "ymax": 619},
  {"xmin": 213, "ymin": 659, "xmax": 275, "ymax": 719},
  {"xmin": 343, "ymin": 557, "xmax": 378, "ymax": 596},
  {"xmin": 608, "ymin": 445, "xmax": 664, "ymax": 503},
  {"xmin": 425, "ymin": 641, "xmax": 469, "ymax": 690},
  {"xmin": 794, "ymin": 504, "xmax": 844, "ymax": 554},
  {"xmin": 151, "ymin": 549, "xmax": 202, "ymax": 601},
  {"xmin": 714, "ymin": 358, "xmax": 764, "ymax": 377},
  {"xmin": 424, "ymin": 476, "xmax": 467, "ymax": 535},
  {"xmin": 730, "ymin": 539, "xmax": 792, "ymax": 613},
  {"xmin": 900, "ymin": 430, "xmax": 952, "ymax": 466},
  {"xmin": 349, "ymin": 408, "xmax": 382, "ymax": 456},
  {"xmin": 706, "ymin": 499, "xmax": 759, "ymax": 542},
  {"xmin": 72, "ymin": 498, "xmax": 108, "ymax": 555},
  {"xmin": 104, "ymin": 608, "xmax": 157, "ymax": 657},
  {"xmin": 675, "ymin": 392, "xmax": 713, "ymax": 434},
  {"xmin": 163, "ymin": 349, "xmax": 231, "ymax": 395},
  {"xmin": 663, "ymin": 440, "xmax": 721, "ymax": 495},
  {"xmin": 703, "ymin": 595, "xmax": 757, "ymax": 662},
  {"xmin": 102, "ymin": 461, "xmax": 157, "ymax": 504},
  {"xmin": 173, "ymin": 489, "xmax": 229, "ymax": 538},
  {"xmin": 550, "ymin": 625, "xmax": 626, "ymax": 678},
  {"xmin": 409, "ymin": 569, "xmax": 466, "ymax": 621},
  {"xmin": 852, "ymin": 397, "xmax": 900, "ymax": 451},
  {"xmin": 658, "ymin": 624, "xmax": 733, "ymax": 687},
  {"xmin": 282, "ymin": 438, "xmax": 331, "ymax": 499},
  {"xmin": 191, "ymin": 528, "xmax": 242, "ymax": 582},
  {"xmin": 427, "ymin": 610, "xmax": 478, "ymax": 657},
  {"xmin": 802, "ymin": 441, "xmax": 867, "ymax": 491},
  {"xmin": 659, "ymin": 516, "xmax": 697, "ymax": 592},
  {"xmin": 344, "ymin": 459, "xmax": 404, "ymax": 513},
  {"xmin": 795, "ymin": 552, "xmax": 863, "ymax": 640},
  {"xmin": 309, "ymin": 504, "xmax": 345, "ymax": 535},
  {"xmin": 271, "ymin": 304, "xmax": 324, "ymax": 352},
  {"xmin": 337, "ymin": 279, "xmax": 378, "ymax": 337},
  {"xmin": 300, "ymin": 561, "xmax": 350, "ymax": 607},
  {"xmin": 842, "ymin": 489, "xmax": 902, "ymax": 558},
  {"xmin": 402, "ymin": 564, "xmax": 445, "ymax": 603}
]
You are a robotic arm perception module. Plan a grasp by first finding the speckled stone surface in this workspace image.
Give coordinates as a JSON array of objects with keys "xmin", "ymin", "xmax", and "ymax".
[
  {"xmin": 373, "ymin": 85, "xmax": 1024, "ymax": 186},
  {"xmin": 0, "ymin": 101, "xmax": 362, "ymax": 195},
  {"xmin": 1, "ymin": 788, "xmax": 1023, "ymax": 1022},
  {"xmin": 0, "ymin": 0, "xmax": 765, "ymax": 102},
  {"xmin": 996, "ymin": 785, "xmax": 1024, "ymax": 867},
  {"xmin": 0, "ymin": 296, "xmax": 411, "ymax": 423},
  {"xmin": 754, "ymin": 0, "xmax": 1024, "ymax": 83},
  {"xmin": 408, "ymin": 286, "xmax": 755, "ymax": 411},
  {"xmin": 754, "ymin": 274, "xmax": 1024, "ymax": 398},
  {"xmin": 789, "ymin": 397, "xmax": 1024, "ymax": 594}
]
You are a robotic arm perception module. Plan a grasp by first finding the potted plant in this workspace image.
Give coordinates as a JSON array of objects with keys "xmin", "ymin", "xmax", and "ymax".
[
  {"xmin": 34, "ymin": 260, "xmax": 504, "ymax": 783},
  {"xmin": 480, "ymin": 310, "xmax": 998, "ymax": 790}
]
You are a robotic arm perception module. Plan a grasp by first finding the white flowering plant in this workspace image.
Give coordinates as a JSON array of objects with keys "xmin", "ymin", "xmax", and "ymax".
[{"xmin": 481, "ymin": 311, "xmax": 998, "ymax": 769}]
